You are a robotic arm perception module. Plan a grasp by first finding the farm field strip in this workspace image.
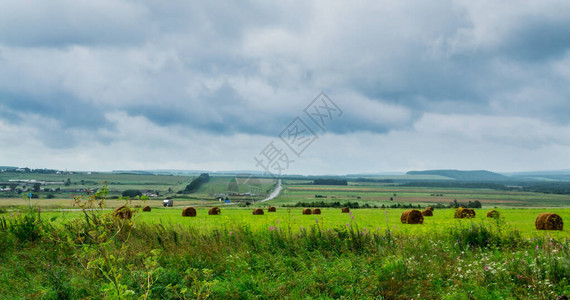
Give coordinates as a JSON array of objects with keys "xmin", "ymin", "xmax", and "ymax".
[{"xmin": 22, "ymin": 207, "xmax": 570, "ymax": 239}]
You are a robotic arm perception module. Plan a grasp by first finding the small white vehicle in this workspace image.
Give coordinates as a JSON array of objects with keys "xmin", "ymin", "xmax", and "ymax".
[{"xmin": 163, "ymin": 199, "xmax": 173, "ymax": 207}]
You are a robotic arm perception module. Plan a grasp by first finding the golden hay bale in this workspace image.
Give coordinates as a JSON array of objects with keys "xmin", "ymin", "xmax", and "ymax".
[
  {"xmin": 401, "ymin": 209, "xmax": 424, "ymax": 224},
  {"xmin": 113, "ymin": 205, "xmax": 132, "ymax": 219},
  {"xmin": 312, "ymin": 208, "xmax": 321, "ymax": 215},
  {"xmin": 252, "ymin": 208, "xmax": 264, "ymax": 215},
  {"xmin": 486, "ymin": 210, "xmax": 500, "ymax": 218},
  {"xmin": 454, "ymin": 207, "xmax": 476, "ymax": 219},
  {"xmin": 427, "ymin": 206, "xmax": 434, "ymax": 211},
  {"xmin": 302, "ymin": 208, "xmax": 312, "ymax": 215},
  {"xmin": 182, "ymin": 207, "xmax": 197, "ymax": 217},
  {"xmin": 268, "ymin": 206, "xmax": 276, "ymax": 212},
  {"xmin": 535, "ymin": 213, "xmax": 564, "ymax": 231},
  {"xmin": 422, "ymin": 209, "xmax": 433, "ymax": 217},
  {"xmin": 142, "ymin": 206, "xmax": 151, "ymax": 212},
  {"xmin": 208, "ymin": 207, "xmax": 221, "ymax": 215},
  {"xmin": 342, "ymin": 207, "xmax": 350, "ymax": 213}
]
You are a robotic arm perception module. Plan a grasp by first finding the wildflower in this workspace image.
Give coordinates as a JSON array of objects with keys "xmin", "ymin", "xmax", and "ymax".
[
  {"xmin": 269, "ymin": 226, "xmax": 275, "ymax": 231},
  {"xmin": 276, "ymin": 219, "xmax": 280, "ymax": 224},
  {"xmin": 10, "ymin": 213, "xmax": 14, "ymax": 217},
  {"xmin": 485, "ymin": 266, "xmax": 489, "ymax": 271},
  {"xmin": 315, "ymin": 219, "xmax": 319, "ymax": 224},
  {"xmin": 346, "ymin": 223, "xmax": 350, "ymax": 227},
  {"xmin": 535, "ymin": 245, "xmax": 539, "ymax": 250},
  {"xmin": 229, "ymin": 231, "xmax": 233, "ymax": 235}
]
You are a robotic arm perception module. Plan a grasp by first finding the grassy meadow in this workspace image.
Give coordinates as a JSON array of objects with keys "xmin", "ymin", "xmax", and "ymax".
[
  {"xmin": 1, "ymin": 204, "xmax": 569, "ymax": 299},
  {"xmin": 1, "ymin": 175, "xmax": 570, "ymax": 298},
  {"xmin": 26, "ymin": 206, "xmax": 570, "ymax": 239}
]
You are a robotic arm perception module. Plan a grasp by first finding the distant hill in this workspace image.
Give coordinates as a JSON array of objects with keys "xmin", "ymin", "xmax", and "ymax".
[
  {"xmin": 504, "ymin": 170, "xmax": 570, "ymax": 181},
  {"xmin": 0, "ymin": 166, "xmax": 18, "ymax": 171},
  {"xmin": 406, "ymin": 170, "xmax": 510, "ymax": 181}
]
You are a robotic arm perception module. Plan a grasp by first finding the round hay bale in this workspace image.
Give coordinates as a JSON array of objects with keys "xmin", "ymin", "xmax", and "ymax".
[
  {"xmin": 302, "ymin": 208, "xmax": 312, "ymax": 215},
  {"xmin": 535, "ymin": 213, "xmax": 564, "ymax": 231},
  {"xmin": 113, "ymin": 205, "xmax": 132, "ymax": 219},
  {"xmin": 422, "ymin": 209, "xmax": 433, "ymax": 217},
  {"xmin": 312, "ymin": 208, "xmax": 321, "ymax": 215},
  {"xmin": 208, "ymin": 207, "xmax": 221, "ymax": 215},
  {"xmin": 427, "ymin": 206, "xmax": 434, "ymax": 211},
  {"xmin": 142, "ymin": 206, "xmax": 151, "ymax": 212},
  {"xmin": 252, "ymin": 208, "xmax": 264, "ymax": 215},
  {"xmin": 182, "ymin": 207, "xmax": 197, "ymax": 217},
  {"xmin": 486, "ymin": 210, "xmax": 500, "ymax": 218},
  {"xmin": 268, "ymin": 206, "xmax": 276, "ymax": 212},
  {"xmin": 454, "ymin": 207, "xmax": 476, "ymax": 219},
  {"xmin": 341, "ymin": 207, "xmax": 350, "ymax": 213},
  {"xmin": 401, "ymin": 209, "xmax": 424, "ymax": 224}
]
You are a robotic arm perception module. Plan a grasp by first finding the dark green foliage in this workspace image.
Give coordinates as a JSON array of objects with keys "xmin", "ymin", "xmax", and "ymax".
[
  {"xmin": 122, "ymin": 189, "xmax": 142, "ymax": 198},
  {"xmin": 313, "ymin": 178, "xmax": 348, "ymax": 185},
  {"xmin": 183, "ymin": 173, "xmax": 210, "ymax": 193},
  {"xmin": 450, "ymin": 200, "xmax": 482, "ymax": 208},
  {"xmin": 402, "ymin": 181, "xmax": 508, "ymax": 189},
  {"xmin": 522, "ymin": 182, "xmax": 570, "ymax": 195},
  {"xmin": 7, "ymin": 207, "xmax": 46, "ymax": 243}
]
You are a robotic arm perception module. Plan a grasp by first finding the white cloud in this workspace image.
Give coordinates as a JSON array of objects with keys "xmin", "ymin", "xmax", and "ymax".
[{"xmin": 1, "ymin": 0, "xmax": 570, "ymax": 172}]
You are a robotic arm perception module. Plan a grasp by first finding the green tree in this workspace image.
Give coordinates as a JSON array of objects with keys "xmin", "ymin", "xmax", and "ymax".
[
  {"xmin": 32, "ymin": 183, "xmax": 41, "ymax": 193},
  {"xmin": 65, "ymin": 178, "xmax": 71, "ymax": 186},
  {"xmin": 184, "ymin": 173, "xmax": 210, "ymax": 193},
  {"xmin": 122, "ymin": 189, "xmax": 143, "ymax": 199}
]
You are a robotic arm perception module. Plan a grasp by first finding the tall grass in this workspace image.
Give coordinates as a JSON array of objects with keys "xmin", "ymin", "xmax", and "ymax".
[{"xmin": 0, "ymin": 205, "xmax": 568, "ymax": 299}]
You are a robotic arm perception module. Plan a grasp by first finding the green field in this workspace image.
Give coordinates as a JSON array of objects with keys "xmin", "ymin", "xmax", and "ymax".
[
  {"xmin": 0, "ymin": 172, "xmax": 276, "ymax": 207},
  {"xmin": 1, "ymin": 175, "xmax": 570, "ymax": 298},
  {"xmin": 1, "ymin": 204, "xmax": 569, "ymax": 299},
  {"xmin": 23, "ymin": 207, "xmax": 569, "ymax": 239},
  {"xmin": 277, "ymin": 182, "xmax": 570, "ymax": 208}
]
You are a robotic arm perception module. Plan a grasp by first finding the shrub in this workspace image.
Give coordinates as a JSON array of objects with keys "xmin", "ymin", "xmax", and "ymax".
[
  {"xmin": 8, "ymin": 207, "xmax": 46, "ymax": 242},
  {"xmin": 122, "ymin": 189, "xmax": 142, "ymax": 198}
]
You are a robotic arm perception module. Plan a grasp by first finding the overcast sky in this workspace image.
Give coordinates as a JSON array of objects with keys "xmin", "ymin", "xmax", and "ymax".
[{"xmin": 1, "ymin": 0, "xmax": 570, "ymax": 175}]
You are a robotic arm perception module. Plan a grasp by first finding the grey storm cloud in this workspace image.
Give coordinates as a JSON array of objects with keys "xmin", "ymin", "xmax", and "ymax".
[{"xmin": 1, "ymin": 0, "xmax": 570, "ymax": 148}]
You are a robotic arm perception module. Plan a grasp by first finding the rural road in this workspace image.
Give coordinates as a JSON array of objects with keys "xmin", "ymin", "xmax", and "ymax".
[{"xmin": 260, "ymin": 179, "xmax": 282, "ymax": 202}]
